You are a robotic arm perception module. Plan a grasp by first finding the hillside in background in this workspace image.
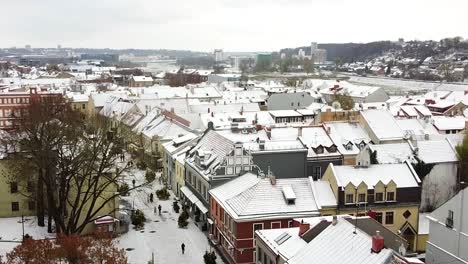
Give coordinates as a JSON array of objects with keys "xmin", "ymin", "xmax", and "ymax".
[{"xmin": 280, "ymin": 41, "xmax": 401, "ymax": 62}]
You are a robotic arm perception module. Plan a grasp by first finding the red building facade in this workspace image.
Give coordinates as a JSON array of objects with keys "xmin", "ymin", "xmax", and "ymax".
[
  {"xmin": 0, "ymin": 88, "xmax": 63, "ymax": 130},
  {"xmin": 210, "ymin": 197, "xmax": 296, "ymax": 264}
]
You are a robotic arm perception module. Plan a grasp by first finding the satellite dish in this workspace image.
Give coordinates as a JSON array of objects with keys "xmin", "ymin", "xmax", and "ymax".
[{"xmin": 332, "ymin": 101, "xmax": 341, "ymax": 110}]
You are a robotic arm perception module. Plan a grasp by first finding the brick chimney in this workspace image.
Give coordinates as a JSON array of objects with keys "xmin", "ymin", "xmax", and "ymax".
[
  {"xmin": 299, "ymin": 220, "xmax": 310, "ymax": 237},
  {"xmin": 371, "ymin": 231, "xmax": 385, "ymax": 253}
]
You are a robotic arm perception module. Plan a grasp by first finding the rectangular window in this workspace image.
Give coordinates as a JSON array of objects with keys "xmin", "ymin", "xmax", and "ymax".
[
  {"xmin": 28, "ymin": 201, "xmax": 35, "ymax": 210},
  {"xmin": 226, "ymin": 167, "xmax": 234, "ymax": 175},
  {"xmin": 446, "ymin": 210, "xmax": 454, "ymax": 228},
  {"xmin": 235, "ymin": 166, "xmax": 241, "ymax": 174},
  {"xmin": 312, "ymin": 167, "xmax": 322, "ymax": 179},
  {"xmin": 27, "ymin": 181, "xmax": 34, "ymax": 192},
  {"xmin": 11, "ymin": 202, "xmax": 19, "ymax": 211},
  {"xmin": 253, "ymin": 223, "xmax": 263, "ymax": 237},
  {"xmin": 257, "ymin": 247, "xmax": 262, "ymax": 262},
  {"xmin": 358, "ymin": 193, "xmax": 366, "ymax": 203},
  {"xmin": 288, "ymin": 221, "xmax": 293, "ymax": 228},
  {"xmin": 10, "ymin": 182, "xmax": 18, "ymax": 193},
  {"xmin": 375, "ymin": 212, "xmax": 383, "ymax": 223},
  {"xmin": 345, "ymin": 194, "xmax": 354, "ymax": 204},
  {"xmin": 271, "ymin": 222, "xmax": 281, "ymax": 229},
  {"xmin": 375, "ymin": 192, "xmax": 384, "ymax": 202},
  {"xmin": 386, "ymin": 192, "xmax": 395, "ymax": 201},
  {"xmin": 385, "ymin": 212, "xmax": 394, "ymax": 225}
]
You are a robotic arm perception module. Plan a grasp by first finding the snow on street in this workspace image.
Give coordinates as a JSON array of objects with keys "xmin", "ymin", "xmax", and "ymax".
[
  {"xmin": 117, "ymin": 159, "xmax": 221, "ymax": 264},
  {"xmin": 0, "ymin": 216, "xmax": 53, "ymax": 257}
]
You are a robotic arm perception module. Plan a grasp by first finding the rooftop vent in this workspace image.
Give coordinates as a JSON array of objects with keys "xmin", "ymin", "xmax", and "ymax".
[
  {"xmin": 274, "ymin": 232, "xmax": 292, "ymax": 245},
  {"xmin": 282, "ymin": 185, "xmax": 296, "ymax": 205}
]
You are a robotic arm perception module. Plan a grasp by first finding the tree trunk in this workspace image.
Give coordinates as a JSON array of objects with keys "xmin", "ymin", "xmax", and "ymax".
[{"xmin": 36, "ymin": 174, "xmax": 45, "ymax": 227}]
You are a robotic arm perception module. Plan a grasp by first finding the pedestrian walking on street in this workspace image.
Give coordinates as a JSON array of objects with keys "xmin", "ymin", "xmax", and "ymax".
[
  {"xmin": 158, "ymin": 204, "xmax": 162, "ymax": 215},
  {"xmin": 181, "ymin": 243, "xmax": 185, "ymax": 254},
  {"xmin": 132, "ymin": 179, "xmax": 136, "ymax": 187}
]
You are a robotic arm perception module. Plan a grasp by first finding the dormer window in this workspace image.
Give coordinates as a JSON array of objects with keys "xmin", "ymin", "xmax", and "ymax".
[
  {"xmin": 313, "ymin": 145, "xmax": 324, "ymax": 154},
  {"xmin": 327, "ymin": 145, "xmax": 337, "ymax": 153},
  {"xmin": 344, "ymin": 142, "xmax": 353, "ymax": 151},
  {"xmin": 386, "ymin": 191, "xmax": 395, "ymax": 202}
]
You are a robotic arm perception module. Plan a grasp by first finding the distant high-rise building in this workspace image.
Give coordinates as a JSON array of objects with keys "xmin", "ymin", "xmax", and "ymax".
[
  {"xmin": 311, "ymin": 42, "xmax": 318, "ymax": 54},
  {"xmin": 310, "ymin": 42, "xmax": 327, "ymax": 64},
  {"xmin": 214, "ymin": 49, "xmax": 224, "ymax": 62}
]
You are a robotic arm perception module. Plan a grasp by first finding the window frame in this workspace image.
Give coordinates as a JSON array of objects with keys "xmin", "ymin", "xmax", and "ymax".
[
  {"xmin": 385, "ymin": 211, "xmax": 394, "ymax": 225},
  {"xmin": 375, "ymin": 192, "xmax": 384, "ymax": 203},
  {"xmin": 253, "ymin": 223, "xmax": 264, "ymax": 238},
  {"xmin": 345, "ymin": 193, "xmax": 354, "ymax": 204},
  {"xmin": 386, "ymin": 191, "xmax": 396, "ymax": 202},
  {"xmin": 11, "ymin": 202, "xmax": 19, "ymax": 212}
]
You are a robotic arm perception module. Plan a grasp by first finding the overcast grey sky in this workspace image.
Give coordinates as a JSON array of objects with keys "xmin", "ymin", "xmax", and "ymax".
[{"xmin": 2, "ymin": 0, "xmax": 467, "ymax": 52}]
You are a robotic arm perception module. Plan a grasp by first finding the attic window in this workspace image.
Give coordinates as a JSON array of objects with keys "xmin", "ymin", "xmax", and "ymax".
[
  {"xmin": 282, "ymin": 186, "xmax": 296, "ymax": 205},
  {"xmin": 313, "ymin": 146, "xmax": 324, "ymax": 154},
  {"xmin": 344, "ymin": 142, "xmax": 353, "ymax": 151},
  {"xmin": 327, "ymin": 145, "xmax": 337, "ymax": 153}
]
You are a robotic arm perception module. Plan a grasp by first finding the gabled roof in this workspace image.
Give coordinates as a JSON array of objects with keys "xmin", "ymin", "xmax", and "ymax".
[
  {"xmin": 287, "ymin": 217, "xmax": 393, "ymax": 264},
  {"xmin": 186, "ymin": 130, "xmax": 234, "ymax": 178},
  {"xmin": 331, "ymin": 162, "xmax": 421, "ymax": 189},
  {"xmin": 361, "ymin": 109, "xmax": 405, "ymax": 141},
  {"xmin": 432, "ymin": 116, "xmax": 465, "ymax": 130},
  {"xmin": 324, "ymin": 122, "xmax": 372, "ymax": 155},
  {"xmin": 210, "ymin": 173, "xmax": 320, "ymax": 221}
]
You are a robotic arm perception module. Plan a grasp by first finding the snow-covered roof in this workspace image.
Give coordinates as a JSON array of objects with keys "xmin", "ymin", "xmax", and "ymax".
[
  {"xmin": 331, "ymin": 162, "xmax": 421, "ymax": 189},
  {"xmin": 269, "ymin": 110, "xmax": 303, "ymax": 118},
  {"xmin": 287, "ymin": 217, "xmax": 393, "ymax": 264},
  {"xmin": 432, "ymin": 116, "xmax": 465, "ymax": 130},
  {"xmin": 416, "ymin": 139, "xmax": 458, "ymax": 164},
  {"xmin": 141, "ymin": 117, "xmax": 192, "ymax": 140},
  {"xmin": 186, "ymin": 130, "xmax": 234, "ymax": 178},
  {"xmin": 132, "ymin": 76, "xmax": 153, "ymax": 82},
  {"xmin": 361, "ymin": 109, "xmax": 405, "ymax": 141},
  {"xmin": 309, "ymin": 179, "xmax": 337, "ymax": 208},
  {"xmin": 255, "ymin": 227, "xmax": 307, "ymax": 260},
  {"xmin": 369, "ymin": 143, "xmax": 414, "ymax": 164},
  {"xmin": 395, "ymin": 119, "xmax": 439, "ymax": 138},
  {"xmin": 324, "ymin": 122, "xmax": 371, "ymax": 155},
  {"xmin": 210, "ymin": 173, "xmax": 320, "ymax": 221}
]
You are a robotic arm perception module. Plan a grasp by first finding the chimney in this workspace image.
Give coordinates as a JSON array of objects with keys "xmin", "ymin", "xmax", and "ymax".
[
  {"xmin": 326, "ymin": 126, "xmax": 331, "ymax": 134},
  {"xmin": 298, "ymin": 127, "xmax": 303, "ymax": 137},
  {"xmin": 170, "ymin": 107, "xmax": 174, "ymax": 113},
  {"xmin": 299, "ymin": 220, "xmax": 310, "ymax": 237},
  {"xmin": 371, "ymin": 231, "xmax": 385, "ymax": 253},
  {"xmin": 269, "ymin": 174, "xmax": 276, "ymax": 185},
  {"xmin": 332, "ymin": 215, "xmax": 337, "ymax": 226}
]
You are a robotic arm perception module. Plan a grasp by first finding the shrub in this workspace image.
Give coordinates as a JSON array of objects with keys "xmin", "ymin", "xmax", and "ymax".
[
  {"xmin": 203, "ymin": 251, "xmax": 217, "ymax": 264},
  {"xmin": 173, "ymin": 201, "xmax": 180, "ymax": 213},
  {"xmin": 145, "ymin": 170, "xmax": 156, "ymax": 183},
  {"xmin": 178, "ymin": 211, "xmax": 189, "ymax": 228},
  {"xmin": 156, "ymin": 187, "xmax": 170, "ymax": 200},
  {"xmin": 118, "ymin": 183, "xmax": 130, "ymax": 196},
  {"xmin": 131, "ymin": 209, "xmax": 146, "ymax": 228},
  {"xmin": 136, "ymin": 160, "xmax": 147, "ymax": 170}
]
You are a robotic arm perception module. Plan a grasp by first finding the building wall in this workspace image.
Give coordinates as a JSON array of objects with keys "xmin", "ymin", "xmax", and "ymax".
[
  {"xmin": 0, "ymin": 160, "xmax": 36, "ymax": 217},
  {"xmin": 252, "ymin": 150, "xmax": 307, "ymax": 178},
  {"xmin": 175, "ymin": 159, "xmax": 185, "ymax": 198},
  {"xmin": 306, "ymin": 157, "xmax": 342, "ymax": 180},
  {"xmin": 420, "ymin": 162, "xmax": 458, "ymax": 211}
]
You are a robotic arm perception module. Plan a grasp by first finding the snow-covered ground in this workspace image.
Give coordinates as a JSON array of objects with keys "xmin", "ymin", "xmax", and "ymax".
[
  {"xmin": 0, "ymin": 154, "xmax": 221, "ymax": 263},
  {"xmin": 0, "ymin": 216, "xmax": 54, "ymax": 257},
  {"xmin": 116, "ymin": 156, "xmax": 221, "ymax": 264}
]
